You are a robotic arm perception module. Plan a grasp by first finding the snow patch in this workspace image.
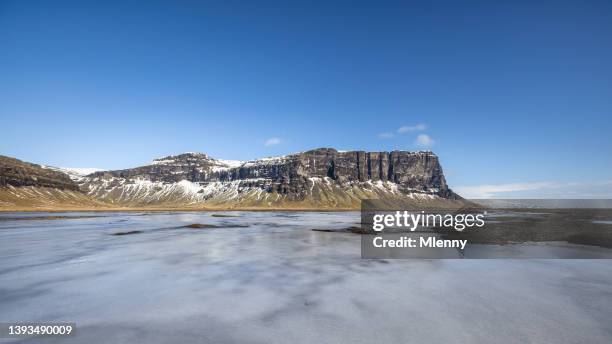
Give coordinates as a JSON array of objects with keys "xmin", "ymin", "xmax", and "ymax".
[{"xmin": 60, "ymin": 167, "xmax": 105, "ymax": 176}]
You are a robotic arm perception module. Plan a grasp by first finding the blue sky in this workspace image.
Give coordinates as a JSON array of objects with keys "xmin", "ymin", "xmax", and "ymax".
[{"xmin": 1, "ymin": 1, "xmax": 611, "ymax": 197}]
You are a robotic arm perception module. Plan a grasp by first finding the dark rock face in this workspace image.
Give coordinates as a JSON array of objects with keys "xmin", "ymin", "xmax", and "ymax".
[
  {"xmin": 0, "ymin": 155, "xmax": 79, "ymax": 191},
  {"xmin": 227, "ymin": 148, "xmax": 457, "ymax": 199},
  {"xmin": 89, "ymin": 153, "xmax": 222, "ymax": 183},
  {"xmin": 90, "ymin": 148, "xmax": 460, "ymax": 199}
]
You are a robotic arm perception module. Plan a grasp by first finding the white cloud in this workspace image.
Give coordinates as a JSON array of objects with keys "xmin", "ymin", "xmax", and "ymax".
[
  {"xmin": 453, "ymin": 181, "xmax": 612, "ymax": 199},
  {"xmin": 377, "ymin": 124, "xmax": 428, "ymax": 139},
  {"xmin": 264, "ymin": 137, "xmax": 281, "ymax": 146},
  {"xmin": 397, "ymin": 123, "xmax": 426, "ymax": 134},
  {"xmin": 454, "ymin": 182, "xmax": 555, "ymax": 199},
  {"xmin": 415, "ymin": 134, "xmax": 435, "ymax": 147}
]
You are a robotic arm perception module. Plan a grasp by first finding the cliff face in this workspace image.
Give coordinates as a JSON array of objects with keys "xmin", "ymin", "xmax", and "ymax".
[
  {"xmin": 214, "ymin": 148, "xmax": 456, "ymax": 199},
  {"xmin": 81, "ymin": 148, "xmax": 459, "ymax": 207},
  {"xmin": 89, "ymin": 152, "xmax": 237, "ymax": 183},
  {"xmin": 0, "ymin": 148, "xmax": 461, "ymax": 209},
  {"xmin": 0, "ymin": 155, "xmax": 79, "ymax": 191}
]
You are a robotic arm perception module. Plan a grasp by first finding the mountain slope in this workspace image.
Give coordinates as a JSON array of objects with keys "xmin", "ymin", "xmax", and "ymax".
[
  {"xmin": 0, "ymin": 156, "xmax": 110, "ymax": 210},
  {"xmin": 0, "ymin": 155, "xmax": 79, "ymax": 190},
  {"xmin": 0, "ymin": 185, "xmax": 111, "ymax": 210},
  {"xmin": 0, "ymin": 148, "xmax": 463, "ymax": 210},
  {"xmin": 76, "ymin": 148, "xmax": 462, "ymax": 209}
]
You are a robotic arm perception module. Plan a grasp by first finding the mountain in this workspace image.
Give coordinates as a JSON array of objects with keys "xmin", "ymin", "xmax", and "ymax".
[
  {"xmin": 0, "ymin": 155, "xmax": 79, "ymax": 190},
  {"xmin": 0, "ymin": 148, "xmax": 462, "ymax": 210},
  {"xmin": 0, "ymin": 155, "xmax": 108, "ymax": 210}
]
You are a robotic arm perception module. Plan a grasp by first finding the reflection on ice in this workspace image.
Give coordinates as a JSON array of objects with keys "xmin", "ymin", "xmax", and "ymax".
[{"xmin": 0, "ymin": 212, "xmax": 611, "ymax": 343}]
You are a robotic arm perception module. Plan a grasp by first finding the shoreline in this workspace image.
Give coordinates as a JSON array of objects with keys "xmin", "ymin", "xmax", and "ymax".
[
  {"xmin": 0, "ymin": 206, "xmax": 359, "ymax": 213},
  {"xmin": 2, "ymin": 206, "xmax": 611, "ymax": 213}
]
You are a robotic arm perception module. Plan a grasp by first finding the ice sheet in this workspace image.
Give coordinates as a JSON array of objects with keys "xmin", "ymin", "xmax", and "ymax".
[{"xmin": 0, "ymin": 212, "xmax": 611, "ymax": 343}]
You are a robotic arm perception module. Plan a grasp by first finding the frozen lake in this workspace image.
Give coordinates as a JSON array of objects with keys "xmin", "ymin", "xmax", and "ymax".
[{"xmin": 1, "ymin": 212, "xmax": 611, "ymax": 343}]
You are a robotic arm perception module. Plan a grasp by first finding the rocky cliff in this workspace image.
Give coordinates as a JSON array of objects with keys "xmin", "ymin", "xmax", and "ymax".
[
  {"xmin": 0, "ymin": 155, "xmax": 79, "ymax": 191},
  {"xmin": 215, "ymin": 148, "xmax": 456, "ymax": 198},
  {"xmin": 79, "ymin": 148, "xmax": 460, "ymax": 208},
  {"xmin": 0, "ymin": 149, "xmax": 461, "ymax": 209},
  {"xmin": 88, "ymin": 152, "xmax": 239, "ymax": 183}
]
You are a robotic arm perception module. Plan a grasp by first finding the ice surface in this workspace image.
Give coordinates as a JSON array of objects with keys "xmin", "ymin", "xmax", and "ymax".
[{"xmin": 0, "ymin": 212, "xmax": 611, "ymax": 343}]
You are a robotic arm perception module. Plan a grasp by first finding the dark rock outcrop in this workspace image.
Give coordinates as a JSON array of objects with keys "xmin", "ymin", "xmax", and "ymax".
[
  {"xmin": 88, "ymin": 148, "xmax": 460, "ymax": 200},
  {"xmin": 0, "ymin": 148, "xmax": 462, "ymax": 209},
  {"xmin": 89, "ymin": 153, "xmax": 222, "ymax": 183},
  {"xmin": 0, "ymin": 155, "xmax": 79, "ymax": 191}
]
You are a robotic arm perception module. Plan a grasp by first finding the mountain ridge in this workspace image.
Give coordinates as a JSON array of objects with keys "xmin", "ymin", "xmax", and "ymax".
[{"xmin": 1, "ymin": 148, "xmax": 463, "ymax": 210}]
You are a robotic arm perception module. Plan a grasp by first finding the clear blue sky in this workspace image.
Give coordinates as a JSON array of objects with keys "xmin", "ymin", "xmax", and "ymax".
[{"xmin": 1, "ymin": 1, "xmax": 611, "ymax": 197}]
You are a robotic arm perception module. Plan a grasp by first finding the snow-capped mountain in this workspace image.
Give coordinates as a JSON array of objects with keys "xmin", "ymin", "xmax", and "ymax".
[
  {"xmin": 1, "ymin": 148, "xmax": 462, "ymax": 209},
  {"xmin": 72, "ymin": 148, "xmax": 460, "ymax": 208}
]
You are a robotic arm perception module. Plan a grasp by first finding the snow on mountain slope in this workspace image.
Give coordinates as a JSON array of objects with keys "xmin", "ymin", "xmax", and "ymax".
[
  {"xmin": 78, "ymin": 175, "xmax": 449, "ymax": 208},
  {"xmin": 40, "ymin": 166, "xmax": 105, "ymax": 179},
  {"xmin": 59, "ymin": 167, "xmax": 105, "ymax": 177},
  {"xmin": 2, "ymin": 149, "xmax": 464, "ymax": 209},
  {"xmin": 19, "ymin": 148, "xmax": 461, "ymax": 209}
]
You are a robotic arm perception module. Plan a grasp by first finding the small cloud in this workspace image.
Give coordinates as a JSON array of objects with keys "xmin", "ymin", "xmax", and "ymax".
[
  {"xmin": 453, "ymin": 181, "xmax": 612, "ymax": 199},
  {"xmin": 264, "ymin": 137, "xmax": 281, "ymax": 146},
  {"xmin": 397, "ymin": 123, "xmax": 426, "ymax": 134},
  {"xmin": 378, "ymin": 123, "xmax": 427, "ymax": 139},
  {"xmin": 454, "ymin": 182, "xmax": 556, "ymax": 199},
  {"xmin": 415, "ymin": 134, "xmax": 435, "ymax": 147}
]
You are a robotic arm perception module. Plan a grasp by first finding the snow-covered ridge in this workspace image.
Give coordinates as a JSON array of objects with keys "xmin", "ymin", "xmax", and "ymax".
[
  {"xmin": 216, "ymin": 159, "xmax": 244, "ymax": 168},
  {"xmin": 65, "ymin": 148, "xmax": 454, "ymax": 205},
  {"xmin": 212, "ymin": 159, "xmax": 245, "ymax": 172},
  {"xmin": 45, "ymin": 149, "xmax": 437, "ymax": 180},
  {"xmin": 79, "ymin": 175, "xmax": 442, "ymax": 206},
  {"xmin": 147, "ymin": 152, "xmax": 247, "ymax": 174},
  {"xmin": 132, "ymin": 149, "xmax": 437, "ymax": 172},
  {"xmin": 60, "ymin": 167, "xmax": 105, "ymax": 176},
  {"xmin": 148, "ymin": 151, "xmax": 292, "ymax": 171},
  {"xmin": 42, "ymin": 166, "xmax": 105, "ymax": 179},
  {"xmin": 242, "ymin": 154, "xmax": 291, "ymax": 168},
  {"xmin": 150, "ymin": 152, "xmax": 211, "ymax": 165},
  {"xmin": 3, "ymin": 149, "xmax": 458, "ymax": 208}
]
